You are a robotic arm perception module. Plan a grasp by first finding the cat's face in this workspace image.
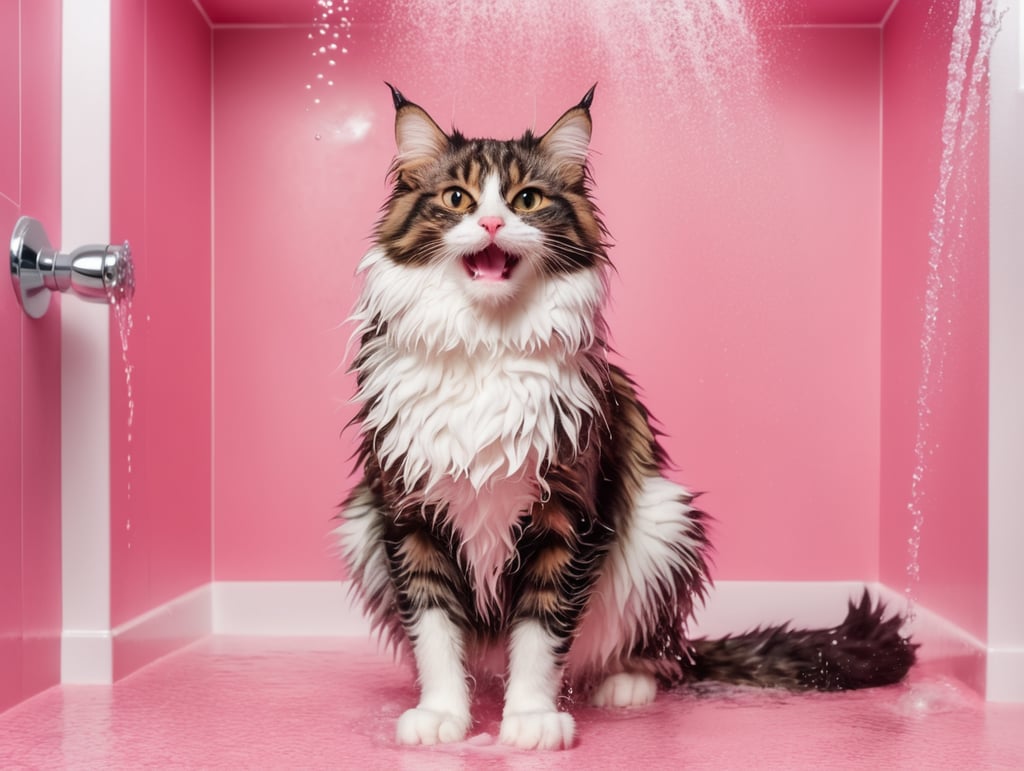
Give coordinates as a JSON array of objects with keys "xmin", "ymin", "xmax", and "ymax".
[{"xmin": 375, "ymin": 87, "xmax": 607, "ymax": 306}]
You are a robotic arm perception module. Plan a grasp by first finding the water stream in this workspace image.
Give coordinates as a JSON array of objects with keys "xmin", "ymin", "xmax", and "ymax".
[
  {"xmin": 905, "ymin": 0, "xmax": 1001, "ymax": 613},
  {"xmin": 108, "ymin": 249, "xmax": 137, "ymax": 545},
  {"xmin": 306, "ymin": 0, "xmax": 354, "ymax": 131}
]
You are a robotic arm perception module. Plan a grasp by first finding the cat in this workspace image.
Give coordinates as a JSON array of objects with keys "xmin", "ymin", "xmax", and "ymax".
[{"xmin": 337, "ymin": 84, "xmax": 916, "ymax": 751}]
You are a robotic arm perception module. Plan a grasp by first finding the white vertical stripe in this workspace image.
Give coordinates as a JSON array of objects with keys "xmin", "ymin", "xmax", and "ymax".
[
  {"xmin": 987, "ymin": 0, "xmax": 1024, "ymax": 703},
  {"xmin": 60, "ymin": 0, "xmax": 113, "ymax": 680}
]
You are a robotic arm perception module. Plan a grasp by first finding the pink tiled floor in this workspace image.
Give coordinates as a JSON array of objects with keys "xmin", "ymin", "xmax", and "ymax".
[{"xmin": 1, "ymin": 637, "xmax": 1022, "ymax": 769}]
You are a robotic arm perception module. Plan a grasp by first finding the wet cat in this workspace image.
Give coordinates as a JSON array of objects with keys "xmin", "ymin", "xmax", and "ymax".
[{"xmin": 337, "ymin": 85, "xmax": 915, "ymax": 750}]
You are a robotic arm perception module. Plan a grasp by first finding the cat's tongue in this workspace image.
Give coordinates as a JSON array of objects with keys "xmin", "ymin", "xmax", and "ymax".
[{"xmin": 464, "ymin": 245, "xmax": 516, "ymax": 281}]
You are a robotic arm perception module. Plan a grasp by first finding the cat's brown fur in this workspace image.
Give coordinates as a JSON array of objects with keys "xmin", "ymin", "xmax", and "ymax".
[{"xmin": 338, "ymin": 85, "xmax": 915, "ymax": 750}]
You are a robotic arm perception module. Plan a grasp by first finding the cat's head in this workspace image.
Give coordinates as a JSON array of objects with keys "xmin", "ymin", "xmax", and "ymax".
[{"xmin": 374, "ymin": 85, "xmax": 608, "ymax": 307}]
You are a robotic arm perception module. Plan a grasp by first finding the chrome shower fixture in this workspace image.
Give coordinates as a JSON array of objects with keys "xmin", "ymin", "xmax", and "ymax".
[{"xmin": 9, "ymin": 216, "xmax": 134, "ymax": 318}]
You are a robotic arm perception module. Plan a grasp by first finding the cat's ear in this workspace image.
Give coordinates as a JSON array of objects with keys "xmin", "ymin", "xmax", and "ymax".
[
  {"xmin": 387, "ymin": 83, "xmax": 447, "ymax": 170},
  {"xmin": 538, "ymin": 85, "xmax": 596, "ymax": 171}
]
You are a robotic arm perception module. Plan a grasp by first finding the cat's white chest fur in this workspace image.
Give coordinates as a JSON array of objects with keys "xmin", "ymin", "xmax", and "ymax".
[
  {"xmin": 360, "ymin": 342, "xmax": 595, "ymax": 612},
  {"xmin": 351, "ymin": 245, "xmax": 608, "ymax": 611},
  {"xmin": 351, "ymin": 246, "xmax": 607, "ymax": 491},
  {"xmin": 363, "ymin": 345, "xmax": 588, "ymax": 491}
]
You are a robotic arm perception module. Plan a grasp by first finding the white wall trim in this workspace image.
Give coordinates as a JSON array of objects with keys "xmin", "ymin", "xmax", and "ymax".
[
  {"xmin": 212, "ymin": 581, "xmax": 370, "ymax": 637},
  {"xmin": 988, "ymin": 0, "xmax": 1024, "ymax": 702},
  {"xmin": 986, "ymin": 647, "xmax": 1024, "ymax": 703},
  {"xmin": 61, "ymin": 584, "xmax": 212, "ymax": 684},
  {"xmin": 208, "ymin": 580, "xmax": 885, "ymax": 639},
  {"xmin": 875, "ymin": 584, "xmax": 989, "ymax": 692},
  {"xmin": 210, "ymin": 580, "xmax": 883, "ymax": 639},
  {"xmin": 58, "ymin": 579, "xmax": 1017, "ymax": 700},
  {"xmin": 60, "ymin": 0, "xmax": 113, "ymax": 664},
  {"xmin": 112, "ymin": 583, "xmax": 211, "ymax": 643},
  {"xmin": 60, "ymin": 630, "xmax": 113, "ymax": 685},
  {"xmin": 210, "ymin": 579, "xmax": 1001, "ymax": 696},
  {"xmin": 689, "ymin": 580, "xmax": 869, "ymax": 637}
]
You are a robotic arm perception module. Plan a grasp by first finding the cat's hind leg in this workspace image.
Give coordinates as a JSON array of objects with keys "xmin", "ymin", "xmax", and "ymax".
[
  {"xmin": 570, "ymin": 474, "xmax": 711, "ymax": 707},
  {"xmin": 589, "ymin": 671, "xmax": 658, "ymax": 708}
]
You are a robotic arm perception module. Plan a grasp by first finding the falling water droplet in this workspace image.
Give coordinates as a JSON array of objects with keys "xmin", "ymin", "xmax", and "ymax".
[
  {"xmin": 305, "ymin": 0, "xmax": 356, "ymax": 115},
  {"xmin": 314, "ymin": 132, "xmax": 322, "ymax": 141},
  {"xmin": 107, "ymin": 247, "xmax": 137, "ymax": 517},
  {"xmin": 904, "ymin": 0, "xmax": 1002, "ymax": 619}
]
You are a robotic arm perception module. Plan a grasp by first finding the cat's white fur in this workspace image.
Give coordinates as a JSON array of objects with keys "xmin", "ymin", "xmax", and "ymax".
[
  {"xmin": 349, "ymin": 177, "xmax": 609, "ymax": 618},
  {"xmin": 343, "ymin": 168, "xmax": 701, "ymax": 749},
  {"xmin": 397, "ymin": 608, "xmax": 471, "ymax": 744}
]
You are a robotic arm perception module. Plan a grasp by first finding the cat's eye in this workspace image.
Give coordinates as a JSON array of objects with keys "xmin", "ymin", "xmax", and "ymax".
[
  {"xmin": 441, "ymin": 187, "xmax": 475, "ymax": 212},
  {"xmin": 511, "ymin": 188, "xmax": 545, "ymax": 213}
]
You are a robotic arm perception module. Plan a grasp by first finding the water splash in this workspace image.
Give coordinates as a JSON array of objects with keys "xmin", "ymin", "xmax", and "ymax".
[
  {"xmin": 107, "ymin": 244, "xmax": 137, "ymax": 542},
  {"xmin": 896, "ymin": 677, "xmax": 977, "ymax": 717},
  {"xmin": 306, "ymin": 0, "xmax": 353, "ymax": 133},
  {"xmin": 905, "ymin": 0, "xmax": 1002, "ymax": 611},
  {"xmin": 379, "ymin": 0, "xmax": 763, "ymax": 126},
  {"xmin": 591, "ymin": 0, "xmax": 762, "ymax": 120}
]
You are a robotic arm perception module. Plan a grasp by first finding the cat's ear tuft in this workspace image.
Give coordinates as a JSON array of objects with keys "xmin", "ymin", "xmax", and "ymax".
[
  {"xmin": 386, "ymin": 82, "xmax": 408, "ymax": 110},
  {"xmin": 387, "ymin": 85, "xmax": 447, "ymax": 169},
  {"xmin": 539, "ymin": 88, "xmax": 595, "ymax": 171},
  {"xmin": 579, "ymin": 83, "xmax": 596, "ymax": 110}
]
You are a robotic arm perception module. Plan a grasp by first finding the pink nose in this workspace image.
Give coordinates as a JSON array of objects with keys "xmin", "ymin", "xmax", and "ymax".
[{"xmin": 478, "ymin": 216, "xmax": 504, "ymax": 238}]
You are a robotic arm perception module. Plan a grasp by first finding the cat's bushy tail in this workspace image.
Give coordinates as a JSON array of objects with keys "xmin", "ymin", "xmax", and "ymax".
[{"xmin": 684, "ymin": 590, "xmax": 917, "ymax": 691}]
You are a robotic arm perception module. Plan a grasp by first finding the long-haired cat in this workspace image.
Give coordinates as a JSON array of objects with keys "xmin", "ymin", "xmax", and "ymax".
[{"xmin": 338, "ymin": 85, "xmax": 915, "ymax": 750}]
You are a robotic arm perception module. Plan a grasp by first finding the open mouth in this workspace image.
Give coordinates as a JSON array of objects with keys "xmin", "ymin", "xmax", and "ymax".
[{"xmin": 462, "ymin": 245, "xmax": 520, "ymax": 282}]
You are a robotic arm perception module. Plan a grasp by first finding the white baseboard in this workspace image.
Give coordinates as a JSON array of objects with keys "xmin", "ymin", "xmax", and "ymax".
[
  {"xmin": 207, "ymin": 579, "xmax": 872, "ymax": 638},
  {"xmin": 58, "ymin": 579, "xmax": 1020, "ymax": 701},
  {"xmin": 61, "ymin": 584, "xmax": 212, "ymax": 684},
  {"xmin": 689, "ymin": 580, "xmax": 870, "ymax": 637},
  {"xmin": 61, "ymin": 630, "xmax": 114, "ymax": 684},
  {"xmin": 212, "ymin": 581, "xmax": 370, "ymax": 636},
  {"xmin": 986, "ymin": 647, "xmax": 1024, "ymax": 702},
  {"xmin": 874, "ymin": 584, "xmax": 989, "ymax": 695}
]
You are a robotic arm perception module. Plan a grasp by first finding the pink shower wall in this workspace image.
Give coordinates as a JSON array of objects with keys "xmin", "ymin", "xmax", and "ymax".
[
  {"xmin": 879, "ymin": 0, "xmax": 989, "ymax": 643},
  {"xmin": 211, "ymin": 20, "xmax": 883, "ymax": 582},
  {"xmin": 0, "ymin": 0, "xmax": 62, "ymax": 712},
  {"xmin": 109, "ymin": 0, "xmax": 213, "ymax": 629},
  {"xmin": 211, "ymin": 28, "xmax": 370, "ymax": 580}
]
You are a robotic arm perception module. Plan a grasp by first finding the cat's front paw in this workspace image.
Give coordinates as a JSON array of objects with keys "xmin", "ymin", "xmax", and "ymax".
[
  {"xmin": 396, "ymin": 707, "xmax": 470, "ymax": 746},
  {"xmin": 499, "ymin": 710, "xmax": 575, "ymax": 750},
  {"xmin": 590, "ymin": 671, "xmax": 658, "ymax": 708}
]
